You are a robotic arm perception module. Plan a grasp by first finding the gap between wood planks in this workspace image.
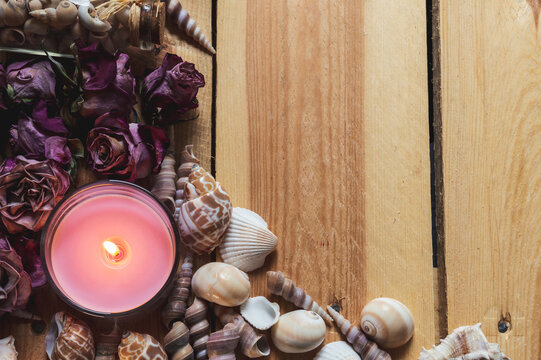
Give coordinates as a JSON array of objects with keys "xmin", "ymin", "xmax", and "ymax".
[{"xmin": 210, "ymin": 0, "xmax": 217, "ymax": 333}]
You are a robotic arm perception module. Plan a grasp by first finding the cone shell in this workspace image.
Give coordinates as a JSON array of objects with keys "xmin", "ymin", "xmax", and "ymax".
[
  {"xmin": 192, "ymin": 262, "xmax": 250, "ymax": 307},
  {"xmin": 45, "ymin": 312, "xmax": 95, "ymax": 360},
  {"xmin": 271, "ymin": 310, "xmax": 326, "ymax": 354},
  {"xmin": 219, "ymin": 208, "xmax": 278, "ymax": 272},
  {"xmin": 314, "ymin": 341, "xmax": 361, "ymax": 360},
  {"xmin": 360, "ymin": 297, "xmax": 414, "ymax": 348},
  {"xmin": 0, "ymin": 336, "xmax": 18, "ymax": 360},
  {"xmin": 240, "ymin": 296, "xmax": 280, "ymax": 331},
  {"xmin": 118, "ymin": 331, "xmax": 167, "ymax": 360}
]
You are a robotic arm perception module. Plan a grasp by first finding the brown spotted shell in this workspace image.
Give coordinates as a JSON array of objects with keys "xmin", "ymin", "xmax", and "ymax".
[
  {"xmin": 118, "ymin": 331, "xmax": 167, "ymax": 360},
  {"xmin": 45, "ymin": 312, "xmax": 95, "ymax": 360}
]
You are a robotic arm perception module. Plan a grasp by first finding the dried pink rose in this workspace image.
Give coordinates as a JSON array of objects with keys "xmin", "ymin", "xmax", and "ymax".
[
  {"xmin": 11, "ymin": 235, "xmax": 45, "ymax": 288},
  {"xmin": 142, "ymin": 53, "xmax": 205, "ymax": 124},
  {"xmin": 0, "ymin": 156, "xmax": 70, "ymax": 233},
  {"xmin": 0, "ymin": 234, "xmax": 31, "ymax": 315},
  {"xmin": 6, "ymin": 59, "xmax": 56, "ymax": 106}
]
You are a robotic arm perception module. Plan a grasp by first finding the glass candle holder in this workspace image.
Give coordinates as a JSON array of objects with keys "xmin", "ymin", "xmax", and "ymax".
[{"xmin": 41, "ymin": 180, "xmax": 180, "ymax": 318}]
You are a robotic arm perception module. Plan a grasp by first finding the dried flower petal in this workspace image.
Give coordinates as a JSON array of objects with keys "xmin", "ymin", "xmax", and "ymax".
[
  {"xmin": 0, "ymin": 234, "xmax": 31, "ymax": 315},
  {"xmin": 6, "ymin": 59, "xmax": 56, "ymax": 106}
]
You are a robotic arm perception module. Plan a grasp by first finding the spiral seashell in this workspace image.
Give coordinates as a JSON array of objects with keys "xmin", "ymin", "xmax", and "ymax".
[
  {"xmin": 45, "ymin": 312, "xmax": 95, "ymax": 360},
  {"xmin": 23, "ymin": 17, "xmax": 48, "ymax": 44},
  {"xmin": 165, "ymin": 0, "xmax": 215, "ymax": 54},
  {"xmin": 3, "ymin": 0, "xmax": 27, "ymax": 27},
  {"xmin": 78, "ymin": 4, "xmax": 111, "ymax": 33},
  {"xmin": 271, "ymin": 310, "xmax": 326, "ymax": 354},
  {"xmin": 192, "ymin": 262, "xmax": 250, "ymax": 307},
  {"xmin": 326, "ymin": 306, "xmax": 390, "ymax": 360},
  {"xmin": 27, "ymin": 0, "xmax": 42, "ymax": 11},
  {"xmin": 218, "ymin": 208, "xmax": 278, "ymax": 272},
  {"xmin": 118, "ymin": 331, "xmax": 167, "ymax": 360},
  {"xmin": 360, "ymin": 297, "xmax": 414, "ymax": 349},
  {"xmin": 239, "ymin": 296, "xmax": 280, "ymax": 331},
  {"xmin": 164, "ymin": 321, "xmax": 194, "ymax": 360},
  {"xmin": 185, "ymin": 297, "xmax": 210, "ymax": 360},
  {"xmin": 206, "ymin": 323, "xmax": 240, "ymax": 360},
  {"xmin": 152, "ymin": 154, "xmax": 177, "ymax": 213},
  {"xmin": 314, "ymin": 341, "xmax": 361, "ymax": 360},
  {"xmin": 213, "ymin": 305, "xmax": 271, "ymax": 358},
  {"xmin": 95, "ymin": 323, "xmax": 121, "ymax": 360},
  {"xmin": 0, "ymin": 336, "xmax": 18, "ymax": 360},
  {"xmin": 266, "ymin": 271, "xmax": 333, "ymax": 324},
  {"xmin": 175, "ymin": 145, "xmax": 200, "ymax": 220},
  {"xmin": 162, "ymin": 253, "xmax": 194, "ymax": 328},
  {"xmin": 419, "ymin": 324, "xmax": 510, "ymax": 360},
  {"xmin": 0, "ymin": 27, "xmax": 25, "ymax": 46}
]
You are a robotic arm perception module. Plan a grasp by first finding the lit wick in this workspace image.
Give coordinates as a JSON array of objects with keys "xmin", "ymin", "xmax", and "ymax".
[{"xmin": 103, "ymin": 240, "xmax": 123, "ymax": 263}]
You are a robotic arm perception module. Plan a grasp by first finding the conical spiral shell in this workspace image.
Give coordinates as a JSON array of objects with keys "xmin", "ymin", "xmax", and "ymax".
[
  {"xmin": 164, "ymin": 321, "xmax": 194, "ymax": 360},
  {"xmin": 118, "ymin": 331, "xmax": 167, "ymax": 360},
  {"xmin": 95, "ymin": 323, "xmax": 121, "ymax": 360},
  {"xmin": 192, "ymin": 262, "xmax": 250, "ymax": 307},
  {"xmin": 152, "ymin": 154, "xmax": 177, "ymax": 213},
  {"xmin": 270, "ymin": 310, "xmax": 326, "ymax": 354},
  {"xmin": 45, "ymin": 312, "xmax": 95, "ymax": 360},
  {"xmin": 162, "ymin": 253, "xmax": 194, "ymax": 328},
  {"xmin": 185, "ymin": 297, "xmax": 210, "ymax": 360},
  {"xmin": 326, "ymin": 306, "xmax": 391, "ymax": 360},
  {"xmin": 165, "ymin": 0, "xmax": 215, "ymax": 54},
  {"xmin": 314, "ymin": 341, "xmax": 361, "ymax": 360},
  {"xmin": 175, "ymin": 145, "xmax": 200, "ymax": 212},
  {"xmin": 219, "ymin": 208, "xmax": 278, "ymax": 272},
  {"xmin": 0, "ymin": 336, "xmax": 18, "ymax": 360},
  {"xmin": 266, "ymin": 271, "xmax": 332, "ymax": 324},
  {"xmin": 206, "ymin": 323, "xmax": 240, "ymax": 360}
]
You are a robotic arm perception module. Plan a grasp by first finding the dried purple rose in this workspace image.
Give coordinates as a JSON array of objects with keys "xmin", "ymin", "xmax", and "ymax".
[
  {"xmin": 77, "ymin": 41, "xmax": 136, "ymax": 119},
  {"xmin": 86, "ymin": 113, "xmax": 169, "ymax": 181},
  {"xmin": 0, "ymin": 156, "xmax": 70, "ymax": 233},
  {"xmin": 11, "ymin": 235, "xmax": 45, "ymax": 288},
  {"xmin": 142, "ymin": 53, "xmax": 205, "ymax": 124},
  {"xmin": 0, "ymin": 234, "xmax": 32, "ymax": 316},
  {"xmin": 6, "ymin": 59, "xmax": 56, "ymax": 106}
]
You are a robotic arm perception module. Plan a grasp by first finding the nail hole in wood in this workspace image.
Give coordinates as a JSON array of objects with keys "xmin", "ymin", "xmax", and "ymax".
[{"xmin": 31, "ymin": 320, "xmax": 46, "ymax": 334}]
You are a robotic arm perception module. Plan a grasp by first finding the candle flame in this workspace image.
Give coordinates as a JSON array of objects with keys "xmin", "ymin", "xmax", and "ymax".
[{"xmin": 103, "ymin": 240, "xmax": 120, "ymax": 257}]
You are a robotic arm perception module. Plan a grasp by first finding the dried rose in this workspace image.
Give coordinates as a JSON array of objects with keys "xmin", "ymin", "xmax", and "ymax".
[
  {"xmin": 77, "ymin": 41, "xmax": 136, "ymax": 119},
  {"xmin": 86, "ymin": 113, "xmax": 169, "ymax": 181},
  {"xmin": 6, "ymin": 59, "xmax": 56, "ymax": 106},
  {"xmin": 142, "ymin": 53, "xmax": 205, "ymax": 124},
  {"xmin": 11, "ymin": 235, "xmax": 45, "ymax": 288},
  {"xmin": 0, "ymin": 156, "xmax": 70, "ymax": 233},
  {"xmin": 0, "ymin": 234, "xmax": 31, "ymax": 315}
]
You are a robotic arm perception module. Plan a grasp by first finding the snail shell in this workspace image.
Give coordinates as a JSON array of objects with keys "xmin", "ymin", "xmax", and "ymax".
[
  {"xmin": 45, "ymin": 312, "xmax": 95, "ymax": 360},
  {"xmin": 164, "ymin": 321, "xmax": 194, "ymax": 360},
  {"xmin": 174, "ymin": 145, "xmax": 200, "ymax": 221},
  {"xmin": 271, "ymin": 310, "xmax": 326, "ymax": 354},
  {"xmin": 23, "ymin": 17, "xmax": 48, "ymax": 44},
  {"xmin": 185, "ymin": 297, "xmax": 210, "ymax": 360},
  {"xmin": 4, "ymin": 0, "xmax": 27, "ymax": 27},
  {"xmin": 118, "ymin": 331, "xmax": 167, "ymax": 360},
  {"xmin": 78, "ymin": 4, "xmax": 111, "ymax": 33},
  {"xmin": 314, "ymin": 341, "xmax": 361, "ymax": 360},
  {"xmin": 0, "ymin": 27, "xmax": 25, "ymax": 46},
  {"xmin": 162, "ymin": 253, "xmax": 194, "ymax": 328},
  {"xmin": 192, "ymin": 262, "xmax": 250, "ymax": 307},
  {"xmin": 206, "ymin": 323, "xmax": 240, "ymax": 360},
  {"xmin": 152, "ymin": 154, "xmax": 177, "ymax": 213},
  {"xmin": 239, "ymin": 296, "xmax": 280, "ymax": 331},
  {"xmin": 360, "ymin": 297, "xmax": 414, "ymax": 348},
  {"xmin": 27, "ymin": 0, "xmax": 42, "ymax": 11},
  {"xmin": 0, "ymin": 336, "xmax": 18, "ymax": 360}
]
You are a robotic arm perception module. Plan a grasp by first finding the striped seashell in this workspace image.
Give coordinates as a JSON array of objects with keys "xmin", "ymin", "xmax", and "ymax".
[
  {"xmin": 0, "ymin": 336, "xmax": 18, "ymax": 360},
  {"xmin": 118, "ymin": 331, "xmax": 167, "ymax": 360},
  {"xmin": 185, "ymin": 297, "xmax": 210, "ymax": 360},
  {"xmin": 270, "ymin": 310, "xmax": 326, "ymax": 354},
  {"xmin": 45, "ymin": 312, "xmax": 95, "ymax": 360},
  {"xmin": 164, "ymin": 321, "xmax": 194, "ymax": 360},
  {"xmin": 314, "ymin": 341, "xmax": 361, "ymax": 360},
  {"xmin": 175, "ymin": 145, "xmax": 200, "ymax": 217},
  {"xmin": 219, "ymin": 208, "xmax": 278, "ymax": 272},
  {"xmin": 206, "ymin": 323, "xmax": 240, "ymax": 360},
  {"xmin": 162, "ymin": 253, "xmax": 194, "ymax": 328},
  {"xmin": 95, "ymin": 322, "xmax": 121, "ymax": 360},
  {"xmin": 152, "ymin": 154, "xmax": 177, "ymax": 213},
  {"xmin": 192, "ymin": 262, "xmax": 250, "ymax": 307}
]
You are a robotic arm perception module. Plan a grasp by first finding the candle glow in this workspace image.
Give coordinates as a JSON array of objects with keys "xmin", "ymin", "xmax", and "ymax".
[{"xmin": 103, "ymin": 240, "xmax": 120, "ymax": 258}]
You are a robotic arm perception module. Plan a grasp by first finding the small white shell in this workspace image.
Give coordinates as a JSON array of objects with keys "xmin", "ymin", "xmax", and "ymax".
[
  {"xmin": 240, "ymin": 296, "xmax": 280, "ymax": 330},
  {"xmin": 219, "ymin": 207, "xmax": 278, "ymax": 272},
  {"xmin": 271, "ymin": 310, "xmax": 325, "ymax": 353},
  {"xmin": 192, "ymin": 262, "xmax": 250, "ymax": 307},
  {"xmin": 0, "ymin": 336, "xmax": 18, "ymax": 360},
  {"xmin": 314, "ymin": 341, "xmax": 361, "ymax": 360}
]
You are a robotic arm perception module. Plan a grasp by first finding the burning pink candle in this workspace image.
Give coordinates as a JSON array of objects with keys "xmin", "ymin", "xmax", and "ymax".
[{"xmin": 42, "ymin": 181, "xmax": 180, "ymax": 316}]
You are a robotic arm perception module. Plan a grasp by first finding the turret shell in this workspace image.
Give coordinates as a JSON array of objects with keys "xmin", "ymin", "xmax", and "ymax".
[
  {"xmin": 164, "ymin": 321, "xmax": 194, "ymax": 360},
  {"xmin": 45, "ymin": 312, "xmax": 95, "ymax": 360},
  {"xmin": 0, "ymin": 336, "xmax": 18, "ymax": 360},
  {"xmin": 270, "ymin": 310, "xmax": 326, "ymax": 354},
  {"xmin": 314, "ymin": 341, "xmax": 361, "ymax": 360},
  {"xmin": 192, "ymin": 262, "xmax": 250, "ymax": 307},
  {"xmin": 240, "ymin": 296, "xmax": 280, "ymax": 331}
]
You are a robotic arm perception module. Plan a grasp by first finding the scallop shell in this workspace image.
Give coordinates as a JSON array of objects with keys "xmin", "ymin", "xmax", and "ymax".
[
  {"xmin": 192, "ymin": 262, "xmax": 250, "ymax": 307},
  {"xmin": 0, "ymin": 336, "xmax": 18, "ymax": 360},
  {"xmin": 45, "ymin": 312, "xmax": 95, "ymax": 360},
  {"xmin": 218, "ymin": 208, "xmax": 278, "ymax": 272},
  {"xmin": 270, "ymin": 310, "xmax": 326, "ymax": 354},
  {"xmin": 240, "ymin": 296, "xmax": 280, "ymax": 331},
  {"xmin": 314, "ymin": 341, "xmax": 361, "ymax": 360},
  {"xmin": 360, "ymin": 297, "xmax": 415, "ymax": 348},
  {"xmin": 118, "ymin": 331, "xmax": 167, "ymax": 360}
]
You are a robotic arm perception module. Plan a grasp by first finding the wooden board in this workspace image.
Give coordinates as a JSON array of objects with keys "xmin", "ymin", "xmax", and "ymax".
[
  {"xmin": 216, "ymin": 1, "xmax": 435, "ymax": 359},
  {"xmin": 440, "ymin": 0, "xmax": 541, "ymax": 358}
]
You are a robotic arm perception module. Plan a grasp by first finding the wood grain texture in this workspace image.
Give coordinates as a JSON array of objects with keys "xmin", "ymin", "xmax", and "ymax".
[
  {"xmin": 0, "ymin": 1, "xmax": 213, "ymax": 358},
  {"xmin": 440, "ymin": 0, "xmax": 541, "ymax": 358},
  {"xmin": 216, "ymin": 1, "xmax": 435, "ymax": 359}
]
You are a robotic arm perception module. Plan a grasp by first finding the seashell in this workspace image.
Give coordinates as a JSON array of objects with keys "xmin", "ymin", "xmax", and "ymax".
[
  {"xmin": 45, "ymin": 312, "xmax": 95, "ymax": 360},
  {"xmin": 185, "ymin": 297, "xmax": 210, "ymax": 360},
  {"xmin": 266, "ymin": 271, "xmax": 333, "ymax": 324},
  {"xmin": 192, "ymin": 262, "xmax": 250, "ymax": 307},
  {"xmin": 271, "ymin": 310, "xmax": 326, "ymax": 354},
  {"xmin": 23, "ymin": 17, "xmax": 48, "ymax": 44},
  {"xmin": 175, "ymin": 145, "xmax": 200, "ymax": 220},
  {"xmin": 165, "ymin": 0, "xmax": 215, "ymax": 54},
  {"xmin": 95, "ymin": 323, "xmax": 121, "ymax": 360},
  {"xmin": 206, "ymin": 323, "xmax": 240, "ymax": 360},
  {"xmin": 213, "ymin": 305, "xmax": 271, "ymax": 358},
  {"xmin": 162, "ymin": 253, "xmax": 194, "ymax": 328},
  {"xmin": 314, "ymin": 341, "xmax": 361, "ymax": 360},
  {"xmin": 0, "ymin": 336, "xmax": 18, "ymax": 360},
  {"xmin": 218, "ymin": 208, "xmax": 278, "ymax": 272},
  {"xmin": 152, "ymin": 154, "xmax": 177, "ymax": 213},
  {"xmin": 360, "ymin": 297, "xmax": 415, "ymax": 348},
  {"xmin": 3, "ymin": 0, "xmax": 27, "ymax": 27},
  {"xmin": 27, "ymin": 0, "xmax": 42, "ymax": 11},
  {"xmin": 78, "ymin": 4, "xmax": 111, "ymax": 33},
  {"xmin": 239, "ymin": 296, "xmax": 280, "ymax": 331},
  {"xmin": 326, "ymin": 306, "xmax": 390, "ymax": 360},
  {"xmin": 0, "ymin": 27, "xmax": 25, "ymax": 46},
  {"xmin": 164, "ymin": 321, "xmax": 194, "ymax": 360},
  {"xmin": 419, "ymin": 324, "xmax": 510, "ymax": 360},
  {"xmin": 177, "ymin": 162, "xmax": 232, "ymax": 255},
  {"xmin": 118, "ymin": 331, "xmax": 167, "ymax": 360}
]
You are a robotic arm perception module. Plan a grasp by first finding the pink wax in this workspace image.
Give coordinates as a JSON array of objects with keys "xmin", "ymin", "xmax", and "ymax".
[{"xmin": 49, "ymin": 191, "xmax": 175, "ymax": 314}]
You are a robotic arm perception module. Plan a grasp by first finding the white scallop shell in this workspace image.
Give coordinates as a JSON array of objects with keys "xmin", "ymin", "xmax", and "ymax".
[
  {"xmin": 218, "ymin": 207, "xmax": 278, "ymax": 272},
  {"xmin": 240, "ymin": 296, "xmax": 280, "ymax": 330},
  {"xmin": 314, "ymin": 341, "xmax": 361, "ymax": 360},
  {"xmin": 0, "ymin": 336, "xmax": 18, "ymax": 360},
  {"xmin": 271, "ymin": 310, "xmax": 326, "ymax": 353}
]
